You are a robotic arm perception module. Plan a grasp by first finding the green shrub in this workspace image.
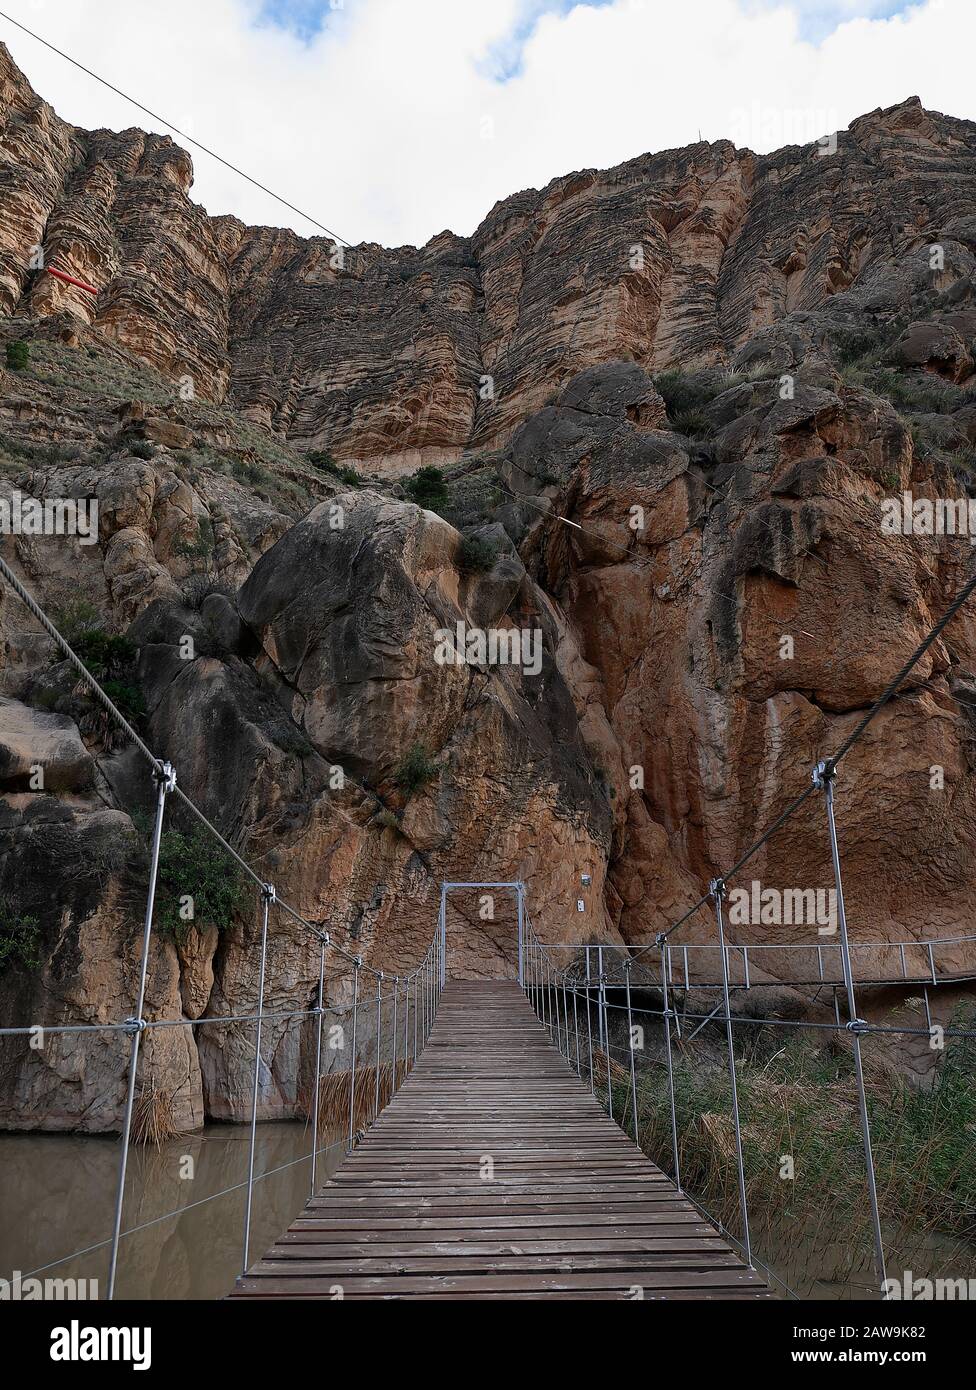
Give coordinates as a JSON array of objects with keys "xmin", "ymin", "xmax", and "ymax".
[
  {"xmin": 5, "ymin": 341, "xmax": 30, "ymax": 372},
  {"xmin": 54, "ymin": 599, "xmax": 102, "ymax": 648},
  {"xmin": 70, "ymin": 629, "xmax": 138, "ymax": 681},
  {"xmin": 394, "ymin": 742, "xmax": 442, "ymax": 795},
  {"xmin": 102, "ymin": 679, "xmax": 146, "ymax": 722},
  {"xmin": 51, "ymin": 610, "xmax": 145, "ymax": 725},
  {"xmin": 128, "ymin": 440, "xmax": 155, "ymax": 460},
  {"xmin": 653, "ymin": 368, "xmax": 723, "ymax": 418},
  {"xmin": 404, "ymin": 466, "xmax": 449, "ymax": 513},
  {"xmin": 0, "ymin": 900, "xmax": 41, "ymax": 970},
  {"xmin": 457, "ymin": 535, "xmax": 500, "ymax": 573},
  {"xmin": 307, "ymin": 450, "xmax": 360, "ymax": 486},
  {"xmin": 669, "ymin": 407, "xmax": 713, "ymax": 439},
  {"xmin": 231, "ymin": 458, "xmax": 268, "ymax": 485},
  {"xmin": 174, "ymin": 519, "xmax": 215, "ymax": 560},
  {"xmin": 155, "ymin": 826, "xmax": 250, "ymax": 941}
]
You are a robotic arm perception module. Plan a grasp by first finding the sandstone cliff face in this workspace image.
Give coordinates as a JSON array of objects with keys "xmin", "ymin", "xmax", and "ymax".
[
  {"xmin": 6, "ymin": 41, "xmax": 976, "ymax": 475},
  {"xmin": 3, "ymin": 39, "xmax": 976, "ymax": 1130}
]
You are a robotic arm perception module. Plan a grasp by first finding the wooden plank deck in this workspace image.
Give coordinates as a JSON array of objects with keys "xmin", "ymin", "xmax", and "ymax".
[{"xmin": 231, "ymin": 980, "xmax": 771, "ymax": 1300}]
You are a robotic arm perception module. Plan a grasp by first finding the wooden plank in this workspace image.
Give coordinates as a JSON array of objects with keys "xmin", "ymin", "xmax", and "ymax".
[{"xmin": 229, "ymin": 980, "xmax": 769, "ymax": 1301}]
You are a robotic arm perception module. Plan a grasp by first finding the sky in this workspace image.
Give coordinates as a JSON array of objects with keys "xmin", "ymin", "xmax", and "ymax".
[{"xmin": 0, "ymin": 0, "xmax": 973, "ymax": 249}]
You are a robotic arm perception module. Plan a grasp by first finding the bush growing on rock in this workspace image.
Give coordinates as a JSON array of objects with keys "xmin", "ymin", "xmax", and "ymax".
[
  {"xmin": 652, "ymin": 368, "xmax": 729, "ymax": 426},
  {"xmin": 307, "ymin": 450, "xmax": 361, "ymax": 486},
  {"xmin": 394, "ymin": 742, "xmax": 442, "ymax": 795},
  {"xmin": 0, "ymin": 900, "xmax": 41, "ymax": 971},
  {"xmin": 155, "ymin": 825, "xmax": 250, "ymax": 941},
  {"xmin": 404, "ymin": 465, "xmax": 449, "ymax": 514},
  {"xmin": 457, "ymin": 535, "xmax": 500, "ymax": 573},
  {"xmin": 5, "ymin": 340, "xmax": 30, "ymax": 371},
  {"xmin": 50, "ymin": 606, "xmax": 146, "ymax": 727}
]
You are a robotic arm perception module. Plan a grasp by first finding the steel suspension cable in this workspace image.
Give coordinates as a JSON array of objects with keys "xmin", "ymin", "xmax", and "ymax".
[{"xmin": 0, "ymin": 10, "xmax": 352, "ymax": 247}]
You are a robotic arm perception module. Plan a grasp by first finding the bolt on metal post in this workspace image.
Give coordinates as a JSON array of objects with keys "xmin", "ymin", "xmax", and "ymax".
[
  {"xmin": 710, "ymin": 878, "xmax": 751, "ymax": 1268},
  {"xmin": 107, "ymin": 759, "xmax": 175, "ymax": 1300},
  {"xmin": 814, "ymin": 759, "xmax": 888, "ymax": 1297}
]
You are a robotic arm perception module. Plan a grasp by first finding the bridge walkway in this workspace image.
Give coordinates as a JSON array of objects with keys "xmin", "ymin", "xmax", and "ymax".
[{"xmin": 231, "ymin": 980, "xmax": 771, "ymax": 1300}]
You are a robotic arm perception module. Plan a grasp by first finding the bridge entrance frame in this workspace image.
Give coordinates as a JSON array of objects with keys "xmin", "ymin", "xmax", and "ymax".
[{"xmin": 438, "ymin": 881, "xmax": 526, "ymax": 987}]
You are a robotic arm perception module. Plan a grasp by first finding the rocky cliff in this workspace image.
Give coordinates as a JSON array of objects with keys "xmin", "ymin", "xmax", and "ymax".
[{"xmin": 3, "ymin": 40, "xmax": 976, "ymax": 1130}]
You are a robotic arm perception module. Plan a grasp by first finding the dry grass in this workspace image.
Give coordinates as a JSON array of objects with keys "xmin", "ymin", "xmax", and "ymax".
[
  {"xmin": 611, "ymin": 1025, "xmax": 976, "ymax": 1294},
  {"xmin": 131, "ymin": 1077, "xmax": 182, "ymax": 1147},
  {"xmin": 300, "ymin": 1059, "xmax": 412, "ymax": 1139}
]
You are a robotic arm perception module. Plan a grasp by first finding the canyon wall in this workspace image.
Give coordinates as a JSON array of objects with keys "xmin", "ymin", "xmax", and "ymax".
[{"xmin": 3, "ymin": 40, "xmax": 976, "ymax": 1129}]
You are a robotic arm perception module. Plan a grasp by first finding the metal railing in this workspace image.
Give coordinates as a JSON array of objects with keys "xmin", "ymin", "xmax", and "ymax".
[
  {"xmin": 536, "ymin": 933, "xmax": 976, "ymax": 990},
  {"xmin": 521, "ymin": 908, "xmax": 976, "ymax": 1302},
  {"xmin": 0, "ymin": 553, "xmax": 445, "ymax": 1298}
]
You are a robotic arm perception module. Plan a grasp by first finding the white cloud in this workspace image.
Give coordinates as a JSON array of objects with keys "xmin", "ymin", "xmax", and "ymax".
[{"xmin": 1, "ymin": 0, "xmax": 973, "ymax": 249}]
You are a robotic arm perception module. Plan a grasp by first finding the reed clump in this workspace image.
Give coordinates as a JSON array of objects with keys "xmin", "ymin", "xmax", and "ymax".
[{"xmin": 300, "ymin": 1059, "xmax": 412, "ymax": 1138}]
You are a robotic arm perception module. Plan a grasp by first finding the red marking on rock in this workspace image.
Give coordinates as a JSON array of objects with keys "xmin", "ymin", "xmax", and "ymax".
[{"xmin": 46, "ymin": 266, "xmax": 99, "ymax": 296}]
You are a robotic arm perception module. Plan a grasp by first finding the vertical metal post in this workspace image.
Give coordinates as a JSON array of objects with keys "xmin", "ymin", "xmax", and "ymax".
[
  {"xmin": 550, "ymin": 961, "xmax": 558, "ymax": 1045},
  {"xmin": 552, "ymin": 965, "xmax": 561, "ymax": 1052},
  {"xmin": 572, "ymin": 980, "xmax": 580, "ymax": 1076},
  {"xmin": 107, "ymin": 760, "xmax": 174, "ymax": 1301},
  {"xmin": 599, "ymin": 955, "xmax": 613, "ymax": 1120},
  {"xmin": 585, "ymin": 948, "xmax": 595, "ymax": 1094},
  {"xmin": 392, "ymin": 976, "xmax": 399, "ymax": 1093},
  {"xmin": 659, "ymin": 938, "xmax": 681, "ymax": 1192},
  {"xmin": 438, "ymin": 886, "xmax": 447, "ymax": 989},
  {"xmin": 413, "ymin": 972, "xmax": 419, "ymax": 1062},
  {"xmin": 516, "ymin": 882, "xmax": 525, "ymax": 987},
  {"xmin": 552, "ymin": 963, "xmax": 562, "ymax": 1053},
  {"xmin": 242, "ymin": 880, "xmax": 274, "ymax": 1277},
  {"xmin": 403, "ymin": 972, "xmax": 409, "ymax": 1075},
  {"xmin": 374, "ymin": 973, "xmax": 383, "ymax": 1121},
  {"xmin": 347, "ymin": 959, "xmax": 360, "ymax": 1154},
  {"xmin": 421, "ymin": 958, "xmax": 427, "ymax": 1046},
  {"xmin": 310, "ymin": 932, "xmax": 329, "ymax": 1195},
  {"xmin": 596, "ymin": 947, "xmax": 605, "ymax": 1050},
  {"xmin": 815, "ymin": 761, "xmax": 888, "ymax": 1297},
  {"xmin": 623, "ymin": 960, "xmax": 640, "ymax": 1146},
  {"xmin": 710, "ymin": 879, "xmax": 751, "ymax": 1268}
]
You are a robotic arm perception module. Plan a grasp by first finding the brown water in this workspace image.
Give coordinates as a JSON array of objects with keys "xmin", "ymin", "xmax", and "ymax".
[
  {"xmin": 5, "ymin": 1126, "xmax": 973, "ymax": 1301},
  {"xmin": 0, "ymin": 1123, "xmax": 343, "ymax": 1300}
]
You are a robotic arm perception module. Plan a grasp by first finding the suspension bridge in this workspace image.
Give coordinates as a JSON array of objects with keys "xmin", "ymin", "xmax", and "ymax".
[
  {"xmin": 1, "ymin": 549, "xmax": 976, "ymax": 1302},
  {"xmin": 231, "ymin": 978, "xmax": 770, "ymax": 1300}
]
